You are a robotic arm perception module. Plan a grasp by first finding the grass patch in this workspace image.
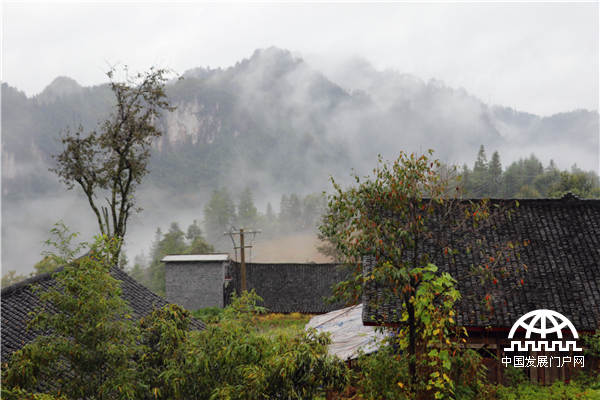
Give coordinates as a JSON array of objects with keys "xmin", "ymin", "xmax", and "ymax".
[
  {"xmin": 254, "ymin": 312, "xmax": 313, "ymax": 336},
  {"xmin": 193, "ymin": 308, "xmax": 312, "ymax": 337}
]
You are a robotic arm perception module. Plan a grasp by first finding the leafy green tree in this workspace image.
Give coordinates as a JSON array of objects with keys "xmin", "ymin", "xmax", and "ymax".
[
  {"xmin": 185, "ymin": 219, "xmax": 203, "ymax": 241},
  {"xmin": 471, "ymin": 145, "xmax": 489, "ymax": 196},
  {"xmin": 185, "ymin": 235, "xmax": 215, "ymax": 255},
  {"xmin": 2, "ymin": 231, "xmax": 139, "ymax": 399},
  {"xmin": 549, "ymin": 168, "xmax": 600, "ymax": 198},
  {"xmin": 489, "ymin": 151, "xmax": 502, "ymax": 197},
  {"xmin": 51, "ymin": 67, "xmax": 175, "ymax": 260},
  {"xmin": 515, "ymin": 184, "xmax": 541, "ymax": 199},
  {"xmin": 33, "ymin": 256, "xmax": 60, "ymax": 275},
  {"xmin": 130, "ymin": 252, "xmax": 149, "ymax": 284},
  {"xmin": 319, "ymin": 151, "xmax": 512, "ymax": 398},
  {"xmin": 160, "ymin": 291, "xmax": 348, "ymax": 399},
  {"xmin": 136, "ymin": 304, "xmax": 191, "ymax": 400},
  {"xmin": 532, "ymin": 161, "xmax": 561, "ymax": 197},
  {"xmin": 354, "ymin": 265, "xmax": 486, "ymax": 400},
  {"xmin": 461, "ymin": 164, "xmax": 472, "ymax": 195},
  {"xmin": 183, "ymin": 220, "xmax": 214, "ymax": 254},
  {"xmin": 132, "ymin": 222, "xmax": 214, "ymax": 293},
  {"xmin": 2, "ymin": 227, "xmax": 348, "ymax": 400},
  {"xmin": 522, "ymin": 154, "xmax": 544, "ymax": 183},
  {"xmin": 147, "ymin": 223, "xmax": 188, "ymax": 295},
  {"xmin": 204, "ymin": 187, "xmax": 236, "ymax": 245},
  {"xmin": 237, "ymin": 187, "xmax": 258, "ymax": 228},
  {"xmin": 500, "ymin": 161, "xmax": 522, "ymax": 198},
  {"xmin": 474, "ymin": 145, "xmax": 488, "ymax": 173}
]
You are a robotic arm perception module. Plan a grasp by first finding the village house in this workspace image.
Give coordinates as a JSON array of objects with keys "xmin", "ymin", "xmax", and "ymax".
[
  {"xmin": 361, "ymin": 194, "xmax": 600, "ymax": 384},
  {"xmin": 1, "ymin": 266, "xmax": 205, "ymax": 361}
]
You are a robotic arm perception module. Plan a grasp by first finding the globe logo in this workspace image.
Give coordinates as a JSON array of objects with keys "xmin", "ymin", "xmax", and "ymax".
[{"xmin": 504, "ymin": 309, "xmax": 582, "ymax": 352}]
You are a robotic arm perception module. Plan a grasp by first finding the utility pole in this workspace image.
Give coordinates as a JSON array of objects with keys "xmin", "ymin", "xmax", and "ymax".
[
  {"xmin": 240, "ymin": 228, "xmax": 246, "ymax": 291},
  {"xmin": 225, "ymin": 227, "xmax": 261, "ymax": 291}
]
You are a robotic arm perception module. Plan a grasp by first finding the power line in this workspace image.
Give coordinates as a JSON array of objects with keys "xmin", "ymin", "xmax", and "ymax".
[{"xmin": 224, "ymin": 227, "xmax": 261, "ymax": 291}]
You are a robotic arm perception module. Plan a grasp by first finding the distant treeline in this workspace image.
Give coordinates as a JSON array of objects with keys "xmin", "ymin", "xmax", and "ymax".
[
  {"xmin": 3, "ymin": 147, "xmax": 598, "ymax": 291},
  {"xmin": 128, "ymin": 190, "xmax": 327, "ymax": 295},
  {"xmin": 461, "ymin": 145, "xmax": 600, "ymax": 199},
  {"xmin": 203, "ymin": 187, "xmax": 327, "ymax": 246}
]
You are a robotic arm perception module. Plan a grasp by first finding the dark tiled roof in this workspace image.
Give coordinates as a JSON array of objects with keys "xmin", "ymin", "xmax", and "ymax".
[
  {"xmin": 1, "ymin": 267, "xmax": 205, "ymax": 359},
  {"xmin": 226, "ymin": 262, "xmax": 349, "ymax": 313},
  {"xmin": 362, "ymin": 196, "xmax": 600, "ymax": 331}
]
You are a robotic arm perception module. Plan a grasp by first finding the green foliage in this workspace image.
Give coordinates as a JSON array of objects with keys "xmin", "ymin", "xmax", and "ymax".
[
  {"xmin": 204, "ymin": 187, "xmax": 237, "ymax": 245},
  {"xmin": 548, "ymin": 168, "xmax": 600, "ymax": 199},
  {"xmin": 238, "ymin": 186, "xmax": 259, "ymax": 229},
  {"xmin": 253, "ymin": 312, "xmax": 312, "ymax": 337},
  {"xmin": 136, "ymin": 304, "xmax": 191, "ymax": 399},
  {"xmin": 50, "ymin": 66, "xmax": 175, "ymax": 259},
  {"xmin": 185, "ymin": 219, "xmax": 203, "ymax": 241},
  {"xmin": 356, "ymin": 265, "xmax": 469, "ymax": 399},
  {"xmin": 355, "ymin": 336, "xmax": 489, "ymax": 400},
  {"xmin": 492, "ymin": 380, "xmax": 600, "ymax": 400},
  {"xmin": 471, "ymin": 145, "xmax": 491, "ymax": 195},
  {"xmin": 2, "ymin": 232, "xmax": 139, "ymax": 399},
  {"xmin": 319, "ymin": 151, "xmax": 517, "ymax": 398},
  {"xmin": 202, "ymin": 187, "xmax": 327, "ymax": 254},
  {"xmin": 451, "ymin": 349, "xmax": 489, "ymax": 399},
  {"xmin": 354, "ymin": 344, "xmax": 410, "ymax": 399},
  {"xmin": 192, "ymin": 306, "xmax": 224, "ymax": 324},
  {"xmin": 138, "ymin": 291, "xmax": 348, "ymax": 400},
  {"xmin": 221, "ymin": 289, "xmax": 268, "ymax": 324},
  {"xmin": 583, "ymin": 330, "xmax": 600, "ymax": 358},
  {"xmin": 0, "ymin": 388, "xmax": 67, "ymax": 400},
  {"xmin": 3, "ymin": 231, "xmax": 349, "ymax": 399},
  {"xmin": 462, "ymin": 147, "xmax": 600, "ymax": 199},
  {"xmin": 33, "ymin": 255, "xmax": 60, "ymax": 275},
  {"xmin": 503, "ymin": 365, "xmax": 528, "ymax": 387},
  {"xmin": 1, "ymin": 270, "xmax": 28, "ymax": 287},
  {"xmin": 133, "ymin": 222, "xmax": 215, "ymax": 296}
]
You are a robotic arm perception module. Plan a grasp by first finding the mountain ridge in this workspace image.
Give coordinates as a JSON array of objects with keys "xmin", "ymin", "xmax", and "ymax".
[{"xmin": 2, "ymin": 46, "xmax": 598, "ymax": 275}]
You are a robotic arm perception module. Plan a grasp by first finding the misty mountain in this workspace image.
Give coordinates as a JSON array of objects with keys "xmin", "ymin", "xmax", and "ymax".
[{"xmin": 2, "ymin": 47, "xmax": 598, "ymax": 273}]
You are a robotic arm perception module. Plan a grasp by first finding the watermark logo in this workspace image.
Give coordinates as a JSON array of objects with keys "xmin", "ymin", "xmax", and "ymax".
[{"xmin": 501, "ymin": 309, "xmax": 584, "ymax": 369}]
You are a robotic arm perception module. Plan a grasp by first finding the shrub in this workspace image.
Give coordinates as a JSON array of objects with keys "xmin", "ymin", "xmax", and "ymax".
[
  {"xmin": 2, "ymin": 232, "xmax": 139, "ymax": 399},
  {"xmin": 494, "ymin": 380, "xmax": 600, "ymax": 400},
  {"xmin": 147, "ymin": 291, "xmax": 349, "ymax": 399},
  {"xmin": 192, "ymin": 306, "xmax": 224, "ymax": 324}
]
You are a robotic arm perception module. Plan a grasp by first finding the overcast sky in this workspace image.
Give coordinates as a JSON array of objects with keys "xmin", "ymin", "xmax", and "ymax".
[{"xmin": 2, "ymin": 2, "xmax": 598, "ymax": 116}]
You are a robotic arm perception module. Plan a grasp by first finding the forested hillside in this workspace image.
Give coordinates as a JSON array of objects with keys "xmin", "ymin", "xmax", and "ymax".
[{"xmin": 2, "ymin": 47, "xmax": 598, "ymax": 274}]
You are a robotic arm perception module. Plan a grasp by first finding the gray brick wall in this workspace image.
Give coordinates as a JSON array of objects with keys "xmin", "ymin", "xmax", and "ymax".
[
  {"xmin": 165, "ymin": 261, "xmax": 227, "ymax": 310},
  {"xmin": 226, "ymin": 262, "xmax": 350, "ymax": 313}
]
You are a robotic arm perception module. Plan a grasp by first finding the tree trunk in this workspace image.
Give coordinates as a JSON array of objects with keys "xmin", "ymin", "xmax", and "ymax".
[{"xmin": 407, "ymin": 299, "xmax": 416, "ymax": 385}]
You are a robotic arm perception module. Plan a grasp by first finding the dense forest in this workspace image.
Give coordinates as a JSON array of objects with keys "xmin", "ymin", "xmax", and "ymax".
[
  {"xmin": 128, "ymin": 190, "xmax": 327, "ymax": 295},
  {"xmin": 461, "ymin": 145, "xmax": 600, "ymax": 198},
  {"xmin": 121, "ymin": 145, "xmax": 599, "ymax": 296},
  {"xmin": 2, "ymin": 144, "xmax": 597, "ymax": 291}
]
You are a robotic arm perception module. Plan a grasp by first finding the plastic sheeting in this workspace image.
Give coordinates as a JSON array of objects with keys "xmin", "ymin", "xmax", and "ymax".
[{"xmin": 305, "ymin": 304, "xmax": 386, "ymax": 360}]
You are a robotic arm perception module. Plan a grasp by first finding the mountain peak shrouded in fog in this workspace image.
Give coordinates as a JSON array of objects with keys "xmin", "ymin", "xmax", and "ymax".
[
  {"xmin": 2, "ymin": 48, "xmax": 598, "ymax": 274},
  {"xmin": 37, "ymin": 76, "xmax": 84, "ymax": 103}
]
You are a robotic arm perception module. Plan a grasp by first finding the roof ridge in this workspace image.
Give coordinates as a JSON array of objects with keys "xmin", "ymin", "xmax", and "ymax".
[
  {"xmin": 1, "ymin": 267, "xmax": 64, "ymax": 296},
  {"xmin": 454, "ymin": 197, "xmax": 600, "ymax": 205}
]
